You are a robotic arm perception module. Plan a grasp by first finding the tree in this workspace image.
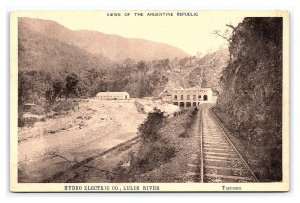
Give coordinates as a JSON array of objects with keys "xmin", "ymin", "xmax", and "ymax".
[
  {"xmin": 136, "ymin": 60, "xmax": 150, "ymax": 75},
  {"xmin": 65, "ymin": 73, "xmax": 79, "ymax": 100},
  {"xmin": 18, "ymin": 72, "xmax": 34, "ymax": 110},
  {"xmin": 52, "ymin": 79, "xmax": 63, "ymax": 100},
  {"xmin": 178, "ymin": 57, "xmax": 189, "ymax": 71},
  {"xmin": 123, "ymin": 58, "xmax": 135, "ymax": 68},
  {"xmin": 212, "ymin": 24, "xmax": 237, "ymax": 61},
  {"xmin": 153, "ymin": 59, "xmax": 170, "ymax": 72},
  {"xmin": 45, "ymin": 88, "xmax": 55, "ymax": 104}
]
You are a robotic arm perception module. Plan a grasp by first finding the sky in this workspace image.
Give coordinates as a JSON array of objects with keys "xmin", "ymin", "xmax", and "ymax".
[{"xmin": 15, "ymin": 11, "xmax": 248, "ymax": 55}]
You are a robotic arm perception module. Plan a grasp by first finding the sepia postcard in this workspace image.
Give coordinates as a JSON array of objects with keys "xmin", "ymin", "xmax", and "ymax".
[{"xmin": 10, "ymin": 10, "xmax": 289, "ymax": 192}]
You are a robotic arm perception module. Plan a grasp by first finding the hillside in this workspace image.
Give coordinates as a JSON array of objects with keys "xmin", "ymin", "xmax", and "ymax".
[
  {"xmin": 214, "ymin": 17, "xmax": 283, "ymax": 181},
  {"xmin": 18, "ymin": 23, "xmax": 111, "ymax": 71},
  {"xmin": 18, "ymin": 16, "xmax": 229, "ymax": 111},
  {"xmin": 181, "ymin": 48, "xmax": 229, "ymax": 92},
  {"xmin": 160, "ymin": 48, "xmax": 229, "ymax": 95},
  {"xmin": 19, "ymin": 17, "xmax": 189, "ymax": 62}
]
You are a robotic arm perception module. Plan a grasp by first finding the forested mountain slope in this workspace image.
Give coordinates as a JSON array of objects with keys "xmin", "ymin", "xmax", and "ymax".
[{"xmin": 19, "ymin": 17, "xmax": 189, "ymax": 62}]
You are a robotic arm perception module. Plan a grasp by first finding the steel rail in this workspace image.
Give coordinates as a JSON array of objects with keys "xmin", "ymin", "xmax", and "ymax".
[
  {"xmin": 199, "ymin": 106, "xmax": 204, "ymax": 183},
  {"xmin": 208, "ymin": 106, "xmax": 259, "ymax": 182}
]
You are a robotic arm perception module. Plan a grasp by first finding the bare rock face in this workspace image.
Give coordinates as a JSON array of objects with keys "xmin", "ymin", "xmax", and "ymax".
[
  {"xmin": 216, "ymin": 17, "xmax": 283, "ymax": 181},
  {"xmin": 218, "ymin": 17, "xmax": 282, "ymax": 139}
]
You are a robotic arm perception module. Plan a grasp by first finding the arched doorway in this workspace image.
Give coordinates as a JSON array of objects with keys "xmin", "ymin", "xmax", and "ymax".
[
  {"xmin": 179, "ymin": 102, "xmax": 185, "ymax": 108},
  {"xmin": 204, "ymin": 95, "xmax": 208, "ymax": 101},
  {"xmin": 186, "ymin": 102, "xmax": 191, "ymax": 107}
]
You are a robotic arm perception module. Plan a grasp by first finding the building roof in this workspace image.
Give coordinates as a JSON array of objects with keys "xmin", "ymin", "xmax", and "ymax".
[
  {"xmin": 24, "ymin": 103, "xmax": 35, "ymax": 106},
  {"xmin": 171, "ymin": 87, "xmax": 212, "ymax": 91},
  {"xmin": 96, "ymin": 92, "xmax": 129, "ymax": 95}
]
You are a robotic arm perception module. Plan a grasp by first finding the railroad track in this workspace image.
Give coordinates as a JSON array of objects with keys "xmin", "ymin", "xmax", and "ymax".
[{"xmin": 199, "ymin": 104, "xmax": 258, "ymax": 183}]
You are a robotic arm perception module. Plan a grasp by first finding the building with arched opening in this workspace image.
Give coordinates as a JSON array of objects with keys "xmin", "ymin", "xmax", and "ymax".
[
  {"xmin": 96, "ymin": 92, "xmax": 130, "ymax": 100},
  {"xmin": 171, "ymin": 87, "xmax": 213, "ymax": 108}
]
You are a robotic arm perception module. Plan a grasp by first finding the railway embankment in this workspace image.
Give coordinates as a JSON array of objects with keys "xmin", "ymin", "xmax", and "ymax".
[{"xmin": 120, "ymin": 107, "xmax": 201, "ymax": 182}]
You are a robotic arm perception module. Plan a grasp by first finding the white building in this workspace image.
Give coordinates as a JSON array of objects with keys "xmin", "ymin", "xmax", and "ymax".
[
  {"xmin": 96, "ymin": 92, "xmax": 130, "ymax": 100},
  {"xmin": 171, "ymin": 87, "xmax": 213, "ymax": 108}
]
